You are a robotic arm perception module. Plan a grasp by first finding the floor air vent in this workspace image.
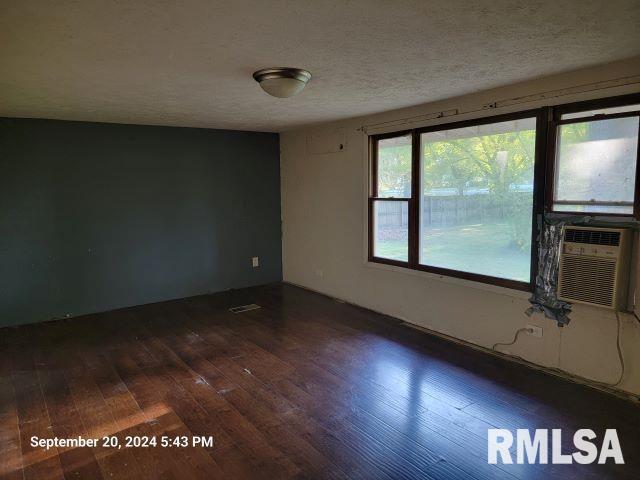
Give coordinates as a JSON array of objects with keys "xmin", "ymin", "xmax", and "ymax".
[{"xmin": 229, "ymin": 304, "xmax": 261, "ymax": 313}]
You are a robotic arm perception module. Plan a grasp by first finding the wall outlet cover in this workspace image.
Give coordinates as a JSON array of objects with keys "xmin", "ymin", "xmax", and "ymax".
[
  {"xmin": 252, "ymin": 257, "xmax": 259, "ymax": 268},
  {"xmin": 526, "ymin": 324, "xmax": 543, "ymax": 338}
]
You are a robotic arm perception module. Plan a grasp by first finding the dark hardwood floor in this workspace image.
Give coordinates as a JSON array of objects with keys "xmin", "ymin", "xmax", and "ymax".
[{"xmin": 1, "ymin": 283, "xmax": 638, "ymax": 480}]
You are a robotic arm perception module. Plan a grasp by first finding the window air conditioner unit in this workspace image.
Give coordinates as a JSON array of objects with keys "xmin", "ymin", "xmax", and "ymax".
[{"xmin": 558, "ymin": 226, "xmax": 631, "ymax": 310}]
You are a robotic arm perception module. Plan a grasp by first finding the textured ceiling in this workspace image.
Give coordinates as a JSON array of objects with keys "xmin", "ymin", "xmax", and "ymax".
[{"xmin": 1, "ymin": 0, "xmax": 640, "ymax": 132}]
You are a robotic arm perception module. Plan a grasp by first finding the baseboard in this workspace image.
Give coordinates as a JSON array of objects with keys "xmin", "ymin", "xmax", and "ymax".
[{"xmin": 282, "ymin": 280, "xmax": 640, "ymax": 404}]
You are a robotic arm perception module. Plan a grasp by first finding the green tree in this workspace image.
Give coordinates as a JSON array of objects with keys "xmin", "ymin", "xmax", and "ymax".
[
  {"xmin": 421, "ymin": 127, "xmax": 536, "ymax": 249},
  {"xmin": 377, "ymin": 142, "xmax": 411, "ymax": 196}
]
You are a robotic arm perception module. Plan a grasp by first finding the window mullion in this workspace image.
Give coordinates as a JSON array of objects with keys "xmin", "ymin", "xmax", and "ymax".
[
  {"xmin": 635, "ymin": 118, "xmax": 640, "ymax": 219},
  {"xmin": 371, "ymin": 136, "xmax": 379, "ymax": 197},
  {"xmin": 532, "ymin": 107, "xmax": 551, "ymax": 288},
  {"xmin": 544, "ymin": 106, "xmax": 557, "ymax": 215},
  {"xmin": 408, "ymin": 130, "xmax": 420, "ymax": 268}
]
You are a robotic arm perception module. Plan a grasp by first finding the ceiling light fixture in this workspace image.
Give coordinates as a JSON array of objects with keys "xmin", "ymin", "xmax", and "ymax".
[{"xmin": 252, "ymin": 67, "xmax": 311, "ymax": 98}]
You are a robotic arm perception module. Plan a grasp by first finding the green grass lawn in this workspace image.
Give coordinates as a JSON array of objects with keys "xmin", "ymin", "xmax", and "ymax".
[{"xmin": 376, "ymin": 222, "xmax": 531, "ymax": 282}]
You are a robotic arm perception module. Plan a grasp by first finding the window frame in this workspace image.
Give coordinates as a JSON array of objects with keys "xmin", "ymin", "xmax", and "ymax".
[
  {"xmin": 368, "ymin": 129, "xmax": 414, "ymax": 268},
  {"xmin": 368, "ymin": 109, "xmax": 547, "ymax": 292},
  {"xmin": 368, "ymin": 94, "xmax": 640, "ymax": 291},
  {"xmin": 545, "ymin": 93, "xmax": 640, "ymax": 218}
]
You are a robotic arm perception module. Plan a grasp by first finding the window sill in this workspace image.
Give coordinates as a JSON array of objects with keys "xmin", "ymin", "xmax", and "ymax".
[{"xmin": 364, "ymin": 260, "xmax": 532, "ymax": 300}]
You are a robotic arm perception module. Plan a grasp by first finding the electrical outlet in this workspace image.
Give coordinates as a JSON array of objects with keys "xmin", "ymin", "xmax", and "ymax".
[
  {"xmin": 252, "ymin": 257, "xmax": 259, "ymax": 268},
  {"xmin": 525, "ymin": 324, "xmax": 543, "ymax": 338},
  {"xmin": 315, "ymin": 269, "xmax": 324, "ymax": 278}
]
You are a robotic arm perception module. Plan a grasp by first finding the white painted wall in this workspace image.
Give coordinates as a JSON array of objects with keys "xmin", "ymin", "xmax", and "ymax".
[{"xmin": 280, "ymin": 57, "xmax": 640, "ymax": 396}]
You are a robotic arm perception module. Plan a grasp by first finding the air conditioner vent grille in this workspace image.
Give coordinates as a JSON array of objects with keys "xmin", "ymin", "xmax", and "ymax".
[
  {"xmin": 558, "ymin": 255, "xmax": 616, "ymax": 307},
  {"xmin": 564, "ymin": 229, "xmax": 620, "ymax": 246}
]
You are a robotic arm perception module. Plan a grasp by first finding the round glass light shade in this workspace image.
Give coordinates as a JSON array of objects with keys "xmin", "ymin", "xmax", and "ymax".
[
  {"xmin": 253, "ymin": 68, "xmax": 311, "ymax": 98},
  {"xmin": 258, "ymin": 77, "xmax": 307, "ymax": 98}
]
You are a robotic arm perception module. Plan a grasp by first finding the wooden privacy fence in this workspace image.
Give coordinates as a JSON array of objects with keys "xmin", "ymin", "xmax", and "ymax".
[{"xmin": 377, "ymin": 193, "xmax": 532, "ymax": 228}]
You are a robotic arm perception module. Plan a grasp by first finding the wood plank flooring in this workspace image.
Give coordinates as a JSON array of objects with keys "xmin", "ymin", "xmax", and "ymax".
[{"xmin": 1, "ymin": 283, "xmax": 638, "ymax": 479}]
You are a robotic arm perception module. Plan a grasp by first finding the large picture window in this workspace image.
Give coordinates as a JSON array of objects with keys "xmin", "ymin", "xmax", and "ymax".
[
  {"xmin": 369, "ymin": 111, "xmax": 541, "ymax": 290},
  {"xmin": 419, "ymin": 117, "xmax": 536, "ymax": 283}
]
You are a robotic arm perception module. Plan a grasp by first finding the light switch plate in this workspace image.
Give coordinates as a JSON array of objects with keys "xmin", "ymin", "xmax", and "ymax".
[{"xmin": 252, "ymin": 257, "xmax": 259, "ymax": 268}]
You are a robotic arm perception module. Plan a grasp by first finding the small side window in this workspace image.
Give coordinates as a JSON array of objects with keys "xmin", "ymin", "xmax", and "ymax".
[
  {"xmin": 369, "ymin": 134, "xmax": 412, "ymax": 264},
  {"xmin": 551, "ymin": 101, "xmax": 640, "ymax": 216}
]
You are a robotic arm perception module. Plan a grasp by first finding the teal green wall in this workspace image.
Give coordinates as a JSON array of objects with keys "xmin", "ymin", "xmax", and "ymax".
[{"xmin": 0, "ymin": 118, "xmax": 282, "ymax": 326}]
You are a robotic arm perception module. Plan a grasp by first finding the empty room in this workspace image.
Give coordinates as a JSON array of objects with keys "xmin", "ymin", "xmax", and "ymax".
[{"xmin": 2, "ymin": 1, "xmax": 640, "ymax": 479}]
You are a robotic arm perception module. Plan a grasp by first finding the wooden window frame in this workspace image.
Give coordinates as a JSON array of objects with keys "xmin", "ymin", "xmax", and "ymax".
[
  {"xmin": 369, "ymin": 93, "xmax": 640, "ymax": 291},
  {"xmin": 545, "ymin": 93, "xmax": 640, "ymax": 218},
  {"xmin": 369, "ymin": 109, "xmax": 547, "ymax": 292},
  {"xmin": 368, "ymin": 129, "xmax": 414, "ymax": 268}
]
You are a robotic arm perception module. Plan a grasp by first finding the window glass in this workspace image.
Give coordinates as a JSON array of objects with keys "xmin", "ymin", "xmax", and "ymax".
[
  {"xmin": 554, "ymin": 116, "xmax": 639, "ymax": 215},
  {"xmin": 419, "ymin": 118, "xmax": 536, "ymax": 282},
  {"xmin": 377, "ymin": 135, "xmax": 412, "ymax": 198},
  {"xmin": 373, "ymin": 200, "xmax": 408, "ymax": 261}
]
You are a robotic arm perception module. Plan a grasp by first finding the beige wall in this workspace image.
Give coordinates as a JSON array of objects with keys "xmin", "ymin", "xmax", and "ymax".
[{"xmin": 280, "ymin": 57, "xmax": 640, "ymax": 396}]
